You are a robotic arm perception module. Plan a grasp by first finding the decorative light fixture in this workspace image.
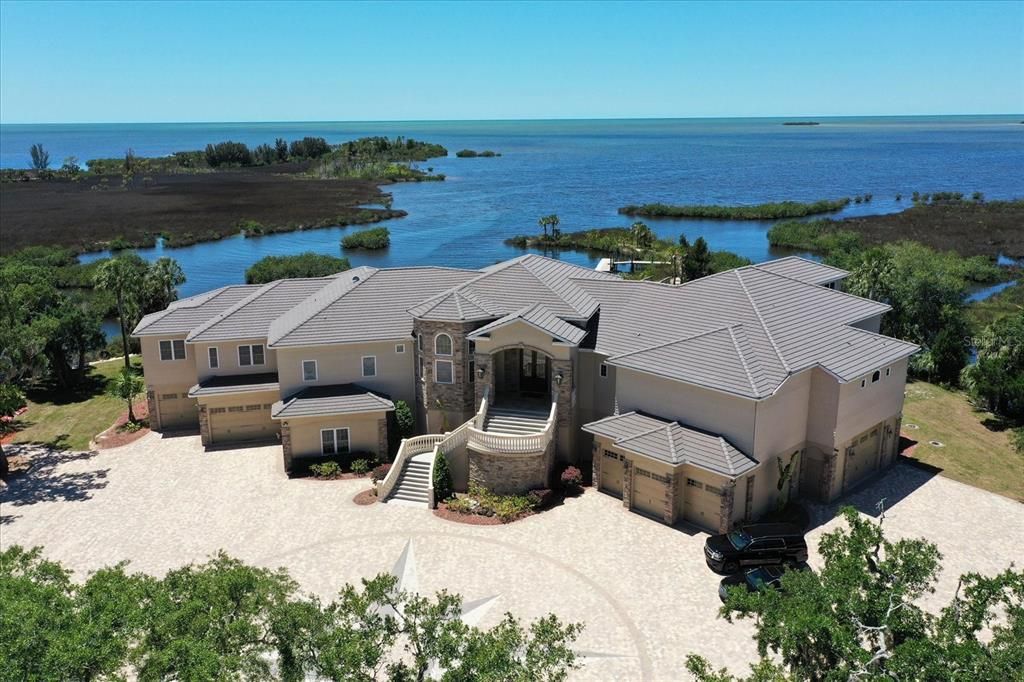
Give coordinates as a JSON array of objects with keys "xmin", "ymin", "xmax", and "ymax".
[
  {"xmin": 476, "ymin": 365, "xmax": 485, "ymax": 378},
  {"xmin": 554, "ymin": 372, "xmax": 564, "ymax": 386}
]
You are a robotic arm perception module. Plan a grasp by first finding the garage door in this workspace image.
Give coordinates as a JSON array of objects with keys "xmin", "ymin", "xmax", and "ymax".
[
  {"xmin": 157, "ymin": 392, "xmax": 198, "ymax": 430},
  {"xmin": 683, "ymin": 477, "xmax": 721, "ymax": 531},
  {"xmin": 599, "ymin": 450, "xmax": 624, "ymax": 498},
  {"xmin": 209, "ymin": 403, "xmax": 279, "ymax": 445},
  {"xmin": 844, "ymin": 427, "xmax": 880, "ymax": 491},
  {"xmin": 632, "ymin": 467, "xmax": 667, "ymax": 519}
]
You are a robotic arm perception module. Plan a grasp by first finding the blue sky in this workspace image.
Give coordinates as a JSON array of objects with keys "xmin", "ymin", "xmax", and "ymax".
[{"xmin": 1, "ymin": 0, "xmax": 1021, "ymax": 123}]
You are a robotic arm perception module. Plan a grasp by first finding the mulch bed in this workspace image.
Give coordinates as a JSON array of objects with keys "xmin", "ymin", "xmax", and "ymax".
[
  {"xmin": 353, "ymin": 489, "xmax": 379, "ymax": 505},
  {"xmin": 297, "ymin": 472, "xmax": 372, "ymax": 481},
  {"xmin": 0, "ymin": 406, "xmax": 29, "ymax": 446},
  {"xmin": 434, "ymin": 503, "xmax": 508, "ymax": 526},
  {"xmin": 92, "ymin": 400, "xmax": 150, "ymax": 450}
]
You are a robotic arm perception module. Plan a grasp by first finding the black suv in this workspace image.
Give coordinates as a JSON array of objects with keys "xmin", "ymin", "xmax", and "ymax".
[{"xmin": 704, "ymin": 523, "xmax": 808, "ymax": 574}]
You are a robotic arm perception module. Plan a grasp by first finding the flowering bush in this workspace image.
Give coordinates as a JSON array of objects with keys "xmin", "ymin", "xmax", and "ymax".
[
  {"xmin": 560, "ymin": 466, "xmax": 583, "ymax": 489},
  {"xmin": 528, "ymin": 488, "xmax": 556, "ymax": 509},
  {"xmin": 371, "ymin": 463, "xmax": 391, "ymax": 483}
]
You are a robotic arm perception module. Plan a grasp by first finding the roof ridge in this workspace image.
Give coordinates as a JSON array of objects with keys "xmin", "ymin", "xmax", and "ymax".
[
  {"xmin": 186, "ymin": 280, "xmax": 281, "ymax": 341},
  {"xmin": 747, "ymin": 266, "xmax": 893, "ymax": 314},
  {"xmin": 607, "ymin": 324, "xmax": 734, "ymax": 361},
  {"xmin": 727, "ymin": 325, "xmax": 760, "ymax": 397},
  {"xmin": 718, "ymin": 438, "xmax": 735, "ymax": 476},
  {"xmin": 615, "ymin": 422, "xmax": 671, "ymax": 445},
  {"xmin": 268, "ymin": 268, "xmax": 379, "ymax": 346},
  {"xmin": 734, "ymin": 270, "xmax": 791, "ymax": 373}
]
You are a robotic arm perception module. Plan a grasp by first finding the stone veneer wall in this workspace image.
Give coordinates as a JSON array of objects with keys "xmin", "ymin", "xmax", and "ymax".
[
  {"xmin": 468, "ymin": 445, "xmax": 549, "ymax": 495},
  {"xmin": 377, "ymin": 417, "xmax": 388, "ymax": 457},
  {"xmin": 414, "ymin": 319, "xmax": 478, "ymax": 431},
  {"xmin": 281, "ymin": 422, "xmax": 293, "ymax": 472},
  {"xmin": 198, "ymin": 404, "xmax": 210, "ymax": 446},
  {"xmin": 146, "ymin": 389, "xmax": 159, "ymax": 430},
  {"xmin": 718, "ymin": 481, "xmax": 736, "ymax": 533}
]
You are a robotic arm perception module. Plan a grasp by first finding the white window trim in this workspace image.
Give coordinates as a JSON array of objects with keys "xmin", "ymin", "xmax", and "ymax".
[
  {"xmin": 302, "ymin": 359, "xmax": 318, "ymax": 382},
  {"xmin": 435, "ymin": 333, "xmax": 453, "ymax": 356},
  {"xmin": 320, "ymin": 427, "xmax": 351, "ymax": 455},
  {"xmin": 238, "ymin": 344, "xmax": 266, "ymax": 367},
  {"xmin": 159, "ymin": 339, "xmax": 186, "ymax": 361},
  {"xmin": 395, "ymin": 343, "xmax": 405, "ymax": 354},
  {"xmin": 600, "ymin": 363, "xmax": 608, "ymax": 378},
  {"xmin": 361, "ymin": 355, "xmax": 377, "ymax": 377},
  {"xmin": 208, "ymin": 347, "xmax": 219, "ymax": 369},
  {"xmin": 434, "ymin": 359, "xmax": 454, "ymax": 384}
]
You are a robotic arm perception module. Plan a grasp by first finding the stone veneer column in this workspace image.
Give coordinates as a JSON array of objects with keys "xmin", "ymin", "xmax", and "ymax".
[
  {"xmin": 591, "ymin": 439, "xmax": 601, "ymax": 490},
  {"xmin": 414, "ymin": 319, "xmax": 477, "ymax": 430},
  {"xmin": 662, "ymin": 472, "xmax": 676, "ymax": 525},
  {"xmin": 550, "ymin": 357, "xmax": 573, "ymax": 429},
  {"xmin": 718, "ymin": 480, "xmax": 736, "ymax": 533},
  {"xmin": 621, "ymin": 458, "xmax": 633, "ymax": 509},
  {"xmin": 821, "ymin": 448, "xmax": 840, "ymax": 502},
  {"xmin": 744, "ymin": 475, "xmax": 755, "ymax": 521},
  {"xmin": 474, "ymin": 350, "xmax": 493, "ymax": 408},
  {"xmin": 377, "ymin": 417, "xmax": 388, "ymax": 459},
  {"xmin": 281, "ymin": 422, "xmax": 293, "ymax": 472},
  {"xmin": 146, "ymin": 389, "xmax": 159, "ymax": 430},
  {"xmin": 198, "ymin": 404, "xmax": 210, "ymax": 446}
]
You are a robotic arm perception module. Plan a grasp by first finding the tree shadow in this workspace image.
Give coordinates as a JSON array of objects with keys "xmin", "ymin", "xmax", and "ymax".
[
  {"xmin": 804, "ymin": 458, "xmax": 940, "ymax": 532},
  {"xmin": 0, "ymin": 444, "xmax": 110, "ymax": 508},
  {"xmin": 22, "ymin": 372, "xmax": 109, "ymax": 406}
]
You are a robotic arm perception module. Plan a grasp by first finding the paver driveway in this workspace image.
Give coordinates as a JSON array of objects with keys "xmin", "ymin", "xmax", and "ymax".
[{"xmin": 2, "ymin": 432, "xmax": 1022, "ymax": 680}]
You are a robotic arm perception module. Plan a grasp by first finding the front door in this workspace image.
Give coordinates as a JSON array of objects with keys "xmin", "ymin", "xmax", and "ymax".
[{"xmin": 519, "ymin": 349, "xmax": 549, "ymax": 396}]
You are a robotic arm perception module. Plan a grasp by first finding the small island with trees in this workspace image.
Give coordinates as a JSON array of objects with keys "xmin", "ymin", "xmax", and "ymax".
[
  {"xmin": 455, "ymin": 149, "xmax": 501, "ymax": 157},
  {"xmin": 782, "ymin": 121, "xmax": 820, "ymax": 125},
  {"xmin": 618, "ymin": 197, "xmax": 851, "ymax": 220},
  {"xmin": 341, "ymin": 226, "xmax": 391, "ymax": 250}
]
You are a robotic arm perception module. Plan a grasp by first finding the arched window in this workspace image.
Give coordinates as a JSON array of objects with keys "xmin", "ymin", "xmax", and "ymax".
[
  {"xmin": 435, "ymin": 333, "xmax": 453, "ymax": 356},
  {"xmin": 871, "ymin": 370, "xmax": 881, "ymax": 383}
]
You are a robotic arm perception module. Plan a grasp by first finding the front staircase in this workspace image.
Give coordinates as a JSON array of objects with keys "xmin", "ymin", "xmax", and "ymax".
[
  {"xmin": 386, "ymin": 452, "xmax": 433, "ymax": 506},
  {"xmin": 483, "ymin": 407, "xmax": 550, "ymax": 436}
]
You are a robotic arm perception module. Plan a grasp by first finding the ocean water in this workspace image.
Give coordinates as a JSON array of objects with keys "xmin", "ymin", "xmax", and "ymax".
[{"xmin": 2, "ymin": 116, "xmax": 1022, "ymax": 300}]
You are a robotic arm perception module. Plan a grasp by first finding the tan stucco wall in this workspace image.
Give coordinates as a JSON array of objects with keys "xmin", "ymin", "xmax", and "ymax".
[
  {"xmin": 282, "ymin": 411, "xmax": 388, "ymax": 459},
  {"xmin": 753, "ymin": 371, "xmax": 810, "ymax": 459},
  {"xmin": 834, "ymin": 357, "xmax": 908, "ymax": 445},
  {"xmin": 191, "ymin": 338, "xmax": 278, "ymax": 383},
  {"xmin": 140, "ymin": 335, "xmax": 197, "ymax": 388},
  {"xmin": 275, "ymin": 341, "xmax": 414, "ymax": 403},
  {"xmin": 472, "ymin": 322, "xmax": 573, "ymax": 362},
  {"xmin": 615, "ymin": 369, "xmax": 758, "ymax": 455}
]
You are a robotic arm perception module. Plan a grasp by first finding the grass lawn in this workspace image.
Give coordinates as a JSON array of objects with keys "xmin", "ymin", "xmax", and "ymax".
[
  {"xmin": 902, "ymin": 380, "xmax": 1023, "ymax": 502},
  {"xmin": 9, "ymin": 357, "xmax": 143, "ymax": 451}
]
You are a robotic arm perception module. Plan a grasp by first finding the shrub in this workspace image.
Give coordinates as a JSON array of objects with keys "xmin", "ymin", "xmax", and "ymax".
[
  {"xmin": 204, "ymin": 140, "xmax": 252, "ymax": 167},
  {"xmin": 446, "ymin": 497, "xmax": 475, "ymax": 514},
  {"xmin": 394, "ymin": 400, "xmax": 415, "ymax": 438},
  {"xmin": 528, "ymin": 488, "xmax": 556, "ymax": 509},
  {"xmin": 560, "ymin": 466, "xmax": 583, "ymax": 489},
  {"xmin": 245, "ymin": 252, "xmax": 351, "ymax": 283},
  {"xmin": 432, "ymin": 453, "xmax": 453, "ymax": 503},
  {"xmin": 288, "ymin": 136, "xmax": 331, "ymax": 159},
  {"xmin": 350, "ymin": 459, "xmax": 372, "ymax": 476},
  {"xmin": 341, "ymin": 227, "xmax": 390, "ymax": 250},
  {"xmin": 310, "ymin": 461, "xmax": 342, "ymax": 479},
  {"xmin": 371, "ymin": 463, "xmax": 391, "ymax": 483}
]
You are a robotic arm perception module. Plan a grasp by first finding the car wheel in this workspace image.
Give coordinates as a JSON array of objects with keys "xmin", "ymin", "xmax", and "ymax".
[{"xmin": 723, "ymin": 561, "xmax": 738, "ymax": 573}]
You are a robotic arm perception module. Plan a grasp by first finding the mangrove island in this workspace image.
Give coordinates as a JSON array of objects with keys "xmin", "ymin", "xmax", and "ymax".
[{"xmin": 618, "ymin": 197, "xmax": 852, "ymax": 220}]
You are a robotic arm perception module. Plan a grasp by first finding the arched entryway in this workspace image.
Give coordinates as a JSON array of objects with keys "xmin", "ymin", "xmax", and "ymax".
[{"xmin": 492, "ymin": 347, "xmax": 553, "ymax": 409}]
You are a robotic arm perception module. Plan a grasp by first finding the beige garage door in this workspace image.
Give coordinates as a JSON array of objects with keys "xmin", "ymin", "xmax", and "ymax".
[
  {"xmin": 844, "ymin": 427, "xmax": 881, "ymax": 491},
  {"xmin": 157, "ymin": 392, "xmax": 198, "ymax": 430},
  {"xmin": 209, "ymin": 403, "xmax": 279, "ymax": 445},
  {"xmin": 632, "ymin": 467, "xmax": 667, "ymax": 519},
  {"xmin": 600, "ymin": 450, "xmax": 624, "ymax": 498},
  {"xmin": 683, "ymin": 477, "xmax": 721, "ymax": 531}
]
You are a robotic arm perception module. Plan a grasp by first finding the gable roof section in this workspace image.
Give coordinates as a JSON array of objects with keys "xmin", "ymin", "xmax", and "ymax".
[
  {"xmin": 575, "ymin": 263, "xmax": 916, "ymax": 398},
  {"xmin": 271, "ymin": 383, "xmax": 395, "ymax": 419},
  {"xmin": 268, "ymin": 266, "xmax": 479, "ymax": 348},
  {"xmin": 752, "ymin": 256, "xmax": 848, "ymax": 285},
  {"xmin": 408, "ymin": 255, "xmax": 617, "ymax": 322},
  {"xmin": 133, "ymin": 285, "xmax": 262, "ymax": 336},
  {"xmin": 186, "ymin": 278, "xmax": 332, "ymax": 343},
  {"xmin": 467, "ymin": 303, "xmax": 589, "ymax": 345},
  {"xmin": 583, "ymin": 411, "xmax": 757, "ymax": 477}
]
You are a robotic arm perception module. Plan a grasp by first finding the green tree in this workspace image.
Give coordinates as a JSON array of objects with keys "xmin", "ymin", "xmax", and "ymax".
[
  {"xmin": 0, "ymin": 382, "xmax": 26, "ymax": 479},
  {"xmin": 630, "ymin": 221, "xmax": 654, "ymax": 250},
  {"xmin": 108, "ymin": 366, "xmax": 145, "ymax": 423},
  {"xmin": 29, "ymin": 143, "xmax": 49, "ymax": 170},
  {"xmin": 686, "ymin": 507, "xmax": 1024, "ymax": 681},
  {"xmin": 40, "ymin": 295, "xmax": 106, "ymax": 388},
  {"xmin": 538, "ymin": 215, "xmax": 550, "ymax": 238},
  {"xmin": 432, "ymin": 452, "xmax": 453, "ymax": 504},
  {"xmin": 683, "ymin": 236, "xmax": 712, "ymax": 280},
  {"xmin": 548, "ymin": 214, "xmax": 561, "ymax": 238},
  {"xmin": 93, "ymin": 254, "xmax": 147, "ymax": 371},
  {"xmin": 961, "ymin": 312, "xmax": 1024, "ymax": 419},
  {"xmin": 275, "ymin": 137, "xmax": 289, "ymax": 162},
  {"xmin": 245, "ymin": 253, "xmax": 351, "ymax": 284},
  {"xmin": 394, "ymin": 399, "xmax": 415, "ymax": 439},
  {"xmin": 144, "ymin": 257, "xmax": 186, "ymax": 312}
]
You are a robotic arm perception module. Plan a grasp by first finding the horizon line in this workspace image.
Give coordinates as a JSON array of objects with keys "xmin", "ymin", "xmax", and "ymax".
[{"xmin": 2, "ymin": 112, "xmax": 1023, "ymax": 126}]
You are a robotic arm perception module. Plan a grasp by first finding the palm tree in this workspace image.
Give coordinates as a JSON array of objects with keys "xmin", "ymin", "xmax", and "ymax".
[
  {"xmin": 147, "ymin": 257, "xmax": 186, "ymax": 309},
  {"xmin": 630, "ymin": 221, "xmax": 654, "ymax": 250},
  {"xmin": 537, "ymin": 215, "xmax": 549, "ymax": 239},
  {"xmin": 29, "ymin": 143, "xmax": 49, "ymax": 170},
  {"xmin": 549, "ymin": 214, "xmax": 561, "ymax": 238},
  {"xmin": 94, "ymin": 255, "xmax": 146, "ymax": 371},
  {"xmin": 108, "ymin": 367, "xmax": 145, "ymax": 424}
]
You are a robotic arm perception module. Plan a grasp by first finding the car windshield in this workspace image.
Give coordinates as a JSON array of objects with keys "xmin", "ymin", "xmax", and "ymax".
[
  {"xmin": 726, "ymin": 530, "xmax": 752, "ymax": 550},
  {"xmin": 745, "ymin": 567, "xmax": 779, "ymax": 589}
]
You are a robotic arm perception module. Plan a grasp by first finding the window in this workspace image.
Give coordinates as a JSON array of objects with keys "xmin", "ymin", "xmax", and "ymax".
[
  {"xmin": 871, "ymin": 370, "xmax": 881, "ymax": 383},
  {"xmin": 245, "ymin": 404, "xmax": 262, "ymax": 411},
  {"xmin": 238, "ymin": 344, "xmax": 265, "ymax": 367},
  {"xmin": 435, "ymin": 333, "xmax": 453, "ymax": 356},
  {"xmin": 362, "ymin": 355, "xmax": 377, "ymax": 377},
  {"xmin": 395, "ymin": 343, "xmax": 405, "ymax": 354},
  {"xmin": 686, "ymin": 478, "xmax": 703, "ymax": 489},
  {"xmin": 885, "ymin": 367, "xmax": 891, "ymax": 377},
  {"xmin": 600, "ymin": 363, "xmax": 608, "ymax": 378},
  {"xmin": 320, "ymin": 427, "xmax": 350, "ymax": 455},
  {"xmin": 208, "ymin": 347, "xmax": 219, "ymax": 369},
  {"xmin": 302, "ymin": 360, "xmax": 318, "ymax": 382},
  {"xmin": 227, "ymin": 405, "xmax": 244, "ymax": 413},
  {"xmin": 469, "ymin": 359, "xmax": 475, "ymax": 383},
  {"xmin": 435, "ymin": 359, "xmax": 454, "ymax": 384},
  {"xmin": 418, "ymin": 355, "xmax": 424, "ymax": 379},
  {"xmin": 209, "ymin": 407, "xmax": 226, "ymax": 414},
  {"xmin": 160, "ymin": 393, "xmax": 177, "ymax": 400},
  {"xmin": 416, "ymin": 333, "xmax": 422, "ymax": 352},
  {"xmin": 860, "ymin": 379, "xmax": 867, "ymax": 388},
  {"xmin": 602, "ymin": 450, "xmax": 620, "ymax": 460},
  {"xmin": 159, "ymin": 339, "xmax": 186, "ymax": 361}
]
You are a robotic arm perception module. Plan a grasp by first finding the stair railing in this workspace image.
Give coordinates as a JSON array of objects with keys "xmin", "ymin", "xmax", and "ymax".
[{"xmin": 379, "ymin": 434, "xmax": 445, "ymax": 502}]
